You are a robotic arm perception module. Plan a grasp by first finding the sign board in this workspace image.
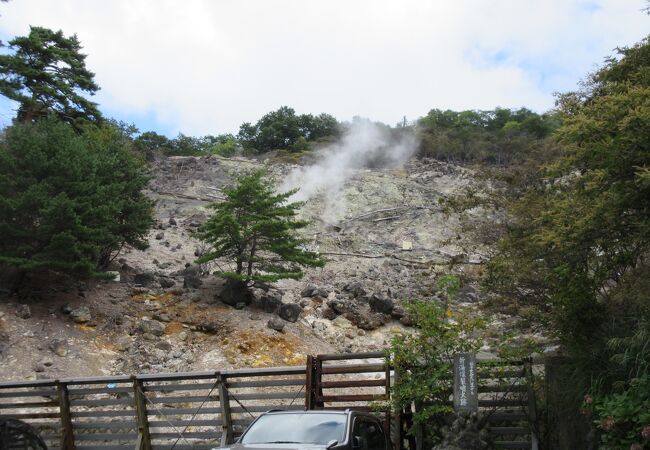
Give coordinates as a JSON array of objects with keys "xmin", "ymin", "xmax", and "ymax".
[{"xmin": 453, "ymin": 352, "xmax": 478, "ymax": 412}]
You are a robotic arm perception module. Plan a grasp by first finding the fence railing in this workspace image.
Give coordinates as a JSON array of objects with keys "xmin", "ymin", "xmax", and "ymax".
[{"xmin": 0, "ymin": 353, "xmax": 537, "ymax": 450}]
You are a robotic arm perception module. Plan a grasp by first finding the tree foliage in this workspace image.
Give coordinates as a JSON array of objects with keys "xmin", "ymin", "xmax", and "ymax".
[
  {"xmin": 197, "ymin": 170, "xmax": 325, "ymax": 283},
  {"xmin": 237, "ymin": 106, "xmax": 340, "ymax": 153},
  {"xmin": 389, "ymin": 297, "xmax": 483, "ymax": 445},
  {"xmin": 417, "ymin": 107, "xmax": 561, "ymax": 165},
  {"xmin": 483, "ymin": 35, "xmax": 650, "ymax": 449},
  {"xmin": 0, "ymin": 118, "xmax": 153, "ymax": 282},
  {"xmin": 0, "ymin": 26, "xmax": 102, "ymax": 129}
]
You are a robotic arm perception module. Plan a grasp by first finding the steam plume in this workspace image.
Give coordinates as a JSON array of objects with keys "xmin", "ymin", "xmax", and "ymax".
[{"xmin": 280, "ymin": 119, "xmax": 417, "ymax": 224}]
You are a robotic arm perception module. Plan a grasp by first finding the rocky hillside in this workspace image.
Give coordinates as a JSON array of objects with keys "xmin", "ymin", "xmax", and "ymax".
[{"xmin": 0, "ymin": 154, "xmax": 517, "ymax": 382}]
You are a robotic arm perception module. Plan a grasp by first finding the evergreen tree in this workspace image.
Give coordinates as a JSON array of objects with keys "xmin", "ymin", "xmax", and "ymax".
[
  {"xmin": 0, "ymin": 26, "xmax": 102, "ymax": 128},
  {"xmin": 197, "ymin": 170, "xmax": 325, "ymax": 284},
  {"xmin": 0, "ymin": 118, "xmax": 153, "ymax": 286}
]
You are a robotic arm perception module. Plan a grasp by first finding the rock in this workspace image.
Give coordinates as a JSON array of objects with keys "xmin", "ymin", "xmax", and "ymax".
[
  {"xmin": 16, "ymin": 304, "xmax": 31, "ymax": 319},
  {"xmin": 182, "ymin": 265, "xmax": 203, "ymax": 289},
  {"xmin": 369, "ymin": 293, "xmax": 394, "ymax": 314},
  {"xmin": 69, "ymin": 306, "xmax": 91, "ymax": 323},
  {"xmin": 301, "ymin": 284, "xmax": 329, "ymax": 298},
  {"xmin": 134, "ymin": 272, "xmax": 155, "ymax": 287},
  {"xmin": 261, "ymin": 291, "xmax": 283, "ymax": 313},
  {"xmin": 234, "ymin": 302, "xmax": 247, "ymax": 310},
  {"xmin": 391, "ymin": 305, "xmax": 406, "ymax": 319},
  {"xmin": 49, "ymin": 338, "xmax": 68, "ymax": 357},
  {"xmin": 220, "ymin": 281, "xmax": 252, "ymax": 307},
  {"xmin": 168, "ymin": 217, "xmax": 177, "ymax": 226},
  {"xmin": 343, "ymin": 281, "xmax": 366, "ymax": 298},
  {"xmin": 196, "ymin": 320, "xmax": 219, "ymax": 333},
  {"xmin": 189, "ymin": 221, "xmax": 200, "ymax": 227},
  {"xmin": 139, "ymin": 319, "xmax": 165, "ymax": 336},
  {"xmin": 321, "ymin": 307, "xmax": 338, "ymax": 320},
  {"xmin": 159, "ymin": 277, "xmax": 175, "ymax": 289},
  {"xmin": 42, "ymin": 358, "xmax": 53, "ymax": 367},
  {"xmin": 33, "ymin": 363, "xmax": 46, "ymax": 373},
  {"xmin": 153, "ymin": 313, "xmax": 171, "ymax": 322},
  {"xmin": 155, "ymin": 341, "xmax": 173, "ymax": 351},
  {"xmin": 278, "ymin": 303, "xmax": 302, "ymax": 323},
  {"xmin": 155, "ymin": 232, "xmax": 165, "ymax": 240},
  {"xmin": 267, "ymin": 317, "xmax": 286, "ymax": 332}
]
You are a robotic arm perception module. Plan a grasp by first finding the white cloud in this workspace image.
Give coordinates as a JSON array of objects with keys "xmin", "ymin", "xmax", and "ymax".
[{"xmin": 0, "ymin": 0, "xmax": 647, "ymax": 135}]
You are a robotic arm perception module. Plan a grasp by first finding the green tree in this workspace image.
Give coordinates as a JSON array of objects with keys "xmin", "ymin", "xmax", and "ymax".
[
  {"xmin": 0, "ymin": 26, "xmax": 102, "ymax": 128},
  {"xmin": 197, "ymin": 170, "xmax": 325, "ymax": 284},
  {"xmin": 0, "ymin": 118, "xmax": 153, "ymax": 288},
  {"xmin": 389, "ymin": 300, "xmax": 483, "ymax": 446},
  {"xmin": 484, "ymin": 35, "xmax": 650, "ymax": 449}
]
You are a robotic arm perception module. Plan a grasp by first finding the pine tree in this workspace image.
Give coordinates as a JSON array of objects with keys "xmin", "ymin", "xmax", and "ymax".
[
  {"xmin": 197, "ymin": 170, "xmax": 325, "ymax": 284},
  {"xmin": 0, "ymin": 118, "xmax": 153, "ymax": 287},
  {"xmin": 0, "ymin": 26, "xmax": 102, "ymax": 128}
]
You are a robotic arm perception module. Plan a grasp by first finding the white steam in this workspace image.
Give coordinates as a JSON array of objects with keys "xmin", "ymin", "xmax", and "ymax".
[{"xmin": 280, "ymin": 119, "xmax": 417, "ymax": 224}]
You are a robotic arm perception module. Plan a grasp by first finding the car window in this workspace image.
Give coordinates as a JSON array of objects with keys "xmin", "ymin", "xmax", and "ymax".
[
  {"xmin": 352, "ymin": 419, "xmax": 386, "ymax": 450},
  {"xmin": 240, "ymin": 413, "xmax": 347, "ymax": 445}
]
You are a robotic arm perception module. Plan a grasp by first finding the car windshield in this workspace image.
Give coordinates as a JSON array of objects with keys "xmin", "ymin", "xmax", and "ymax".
[{"xmin": 240, "ymin": 413, "xmax": 347, "ymax": 445}]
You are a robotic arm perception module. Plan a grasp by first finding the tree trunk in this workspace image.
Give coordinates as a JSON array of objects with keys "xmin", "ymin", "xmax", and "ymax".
[{"xmin": 247, "ymin": 236, "xmax": 257, "ymax": 278}]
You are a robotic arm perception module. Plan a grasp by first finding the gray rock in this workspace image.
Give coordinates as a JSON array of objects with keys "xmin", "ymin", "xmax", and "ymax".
[
  {"xmin": 159, "ymin": 277, "xmax": 176, "ymax": 289},
  {"xmin": 153, "ymin": 313, "xmax": 171, "ymax": 322},
  {"xmin": 267, "ymin": 317, "xmax": 286, "ymax": 332},
  {"xmin": 168, "ymin": 217, "xmax": 177, "ymax": 226},
  {"xmin": 33, "ymin": 363, "xmax": 46, "ymax": 373},
  {"xmin": 61, "ymin": 304, "xmax": 73, "ymax": 314},
  {"xmin": 155, "ymin": 231, "xmax": 165, "ymax": 240},
  {"xmin": 369, "ymin": 293, "xmax": 394, "ymax": 314},
  {"xmin": 69, "ymin": 306, "xmax": 91, "ymax": 323},
  {"xmin": 343, "ymin": 281, "xmax": 366, "ymax": 298},
  {"xmin": 16, "ymin": 304, "xmax": 31, "ymax": 319},
  {"xmin": 301, "ymin": 284, "xmax": 329, "ymax": 298},
  {"xmin": 140, "ymin": 319, "xmax": 165, "ymax": 336},
  {"xmin": 220, "ymin": 281, "xmax": 252, "ymax": 307},
  {"xmin": 49, "ymin": 338, "xmax": 68, "ymax": 357},
  {"xmin": 155, "ymin": 341, "xmax": 173, "ymax": 351},
  {"xmin": 261, "ymin": 291, "xmax": 283, "ymax": 313},
  {"xmin": 42, "ymin": 358, "xmax": 53, "ymax": 367},
  {"xmin": 183, "ymin": 265, "xmax": 203, "ymax": 289},
  {"xmin": 134, "ymin": 272, "xmax": 155, "ymax": 287},
  {"xmin": 278, "ymin": 303, "xmax": 302, "ymax": 323}
]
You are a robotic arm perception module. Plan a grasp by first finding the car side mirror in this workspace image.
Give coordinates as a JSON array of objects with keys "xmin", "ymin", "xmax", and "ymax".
[{"xmin": 326, "ymin": 440, "xmax": 338, "ymax": 449}]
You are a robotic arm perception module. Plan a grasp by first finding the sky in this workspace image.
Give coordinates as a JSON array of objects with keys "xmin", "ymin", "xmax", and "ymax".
[{"xmin": 0, "ymin": 0, "xmax": 648, "ymax": 137}]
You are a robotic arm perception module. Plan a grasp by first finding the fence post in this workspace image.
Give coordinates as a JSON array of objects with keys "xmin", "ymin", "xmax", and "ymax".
[
  {"xmin": 56, "ymin": 381, "xmax": 76, "ymax": 450},
  {"xmin": 305, "ymin": 355, "xmax": 314, "ymax": 410},
  {"xmin": 132, "ymin": 377, "xmax": 151, "ymax": 450},
  {"xmin": 219, "ymin": 374, "xmax": 233, "ymax": 446}
]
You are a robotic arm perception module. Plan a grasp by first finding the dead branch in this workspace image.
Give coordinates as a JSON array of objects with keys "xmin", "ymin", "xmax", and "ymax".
[
  {"xmin": 319, "ymin": 252, "xmax": 385, "ymax": 259},
  {"xmin": 373, "ymin": 215, "xmax": 401, "ymax": 222}
]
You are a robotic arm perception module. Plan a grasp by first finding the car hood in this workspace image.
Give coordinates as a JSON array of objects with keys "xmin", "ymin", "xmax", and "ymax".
[{"xmin": 214, "ymin": 443, "xmax": 330, "ymax": 450}]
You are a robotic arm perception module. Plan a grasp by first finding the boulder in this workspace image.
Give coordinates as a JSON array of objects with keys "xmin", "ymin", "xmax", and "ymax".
[
  {"xmin": 182, "ymin": 265, "xmax": 203, "ymax": 289},
  {"xmin": 278, "ymin": 303, "xmax": 302, "ymax": 323},
  {"xmin": 369, "ymin": 293, "xmax": 394, "ymax": 314},
  {"xmin": 267, "ymin": 317, "xmax": 286, "ymax": 332},
  {"xmin": 220, "ymin": 281, "xmax": 253, "ymax": 307},
  {"xmin": 155, "ymin": 341, "xmax": 173, "ymax": 351},
  {"xmin": 261, "ymin": 290, "xmax": 283, "ymax": 313},
  {"xmin": 134, "ymin": 272, "xmax": 155, "ymax": 287},
  {"xmin": 139, "ymin": 319, "xmax": 165, "ymax": 336},
  {"xmin": 69, "ymin": 306, "xmax": 91, "ymax": 324},
  {"xmin": 49, "ymin": 338, "xmax": 68, "ymax": 357},
  {"xmin": 343, "ymin": 281, "xmax": 366, "ymax": 298},
  {"xmin": 16, "ymin": 304, "xmax": 31, "ymax": 319},
  {"xmin": 159, "ymin": 277, "xmax": 176, "ymax": 289},
  {"xmin": 155, "ymin": 232, "xmax": 165, "ymax": 240}
]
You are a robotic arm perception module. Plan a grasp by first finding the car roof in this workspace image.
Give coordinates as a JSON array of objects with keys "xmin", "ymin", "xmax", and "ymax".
[{"xmin": 262, "ymin": 409, "xmax": 379, "ymax": 419}]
